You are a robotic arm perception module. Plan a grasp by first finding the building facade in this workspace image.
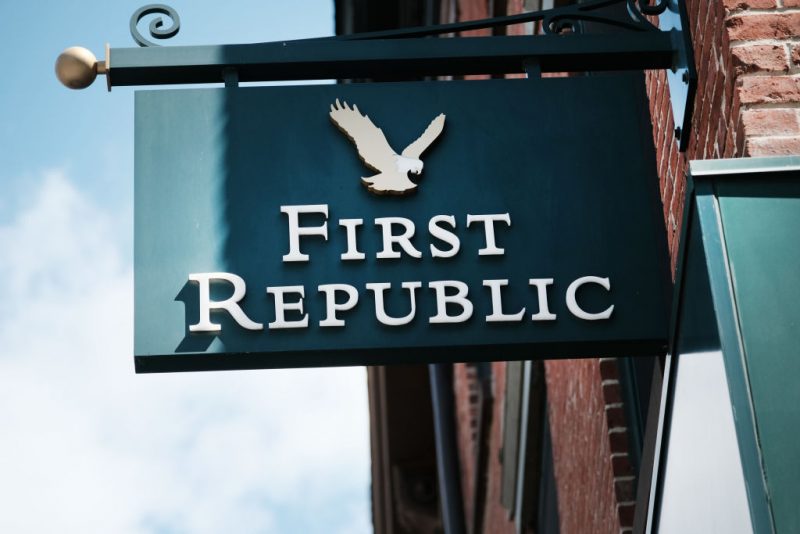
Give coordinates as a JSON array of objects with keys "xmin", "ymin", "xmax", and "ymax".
[{"xmin": 335, "ymin": 1, "xmax": 800, "ymax": 532}]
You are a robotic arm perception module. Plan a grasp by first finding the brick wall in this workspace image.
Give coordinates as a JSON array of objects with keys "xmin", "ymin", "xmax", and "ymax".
[
  {"xmin": 453, "ymin": 360, "xmax": 517, "ymax": 534},
  {"xmin": 725, "ymin": 2, "xmax": 800, "ymax": 155},
  {"xmin": 550, "ymin": 2, "xmax": 800, "ymax": 533},
  {"xmin": 649, "ymin": 0, "xmax": 800, "ymax": 269},
  {"xmin": 544, "ymin": 358, "xmax": 636, "ymax": 534},
  {"xmin": 453, "ymin": 362, "xmax": 480, "ymax": 525},
  {"xmin": 448, "ymin": 1, "xmax": 799, "ymax": 534},
  {"xmin": 481, "ymin": 361, "xmax": 518, "ymax": 534},
  {"xmin": 545, "ymin": 3, "xmax": 800, "ymax": 534}
]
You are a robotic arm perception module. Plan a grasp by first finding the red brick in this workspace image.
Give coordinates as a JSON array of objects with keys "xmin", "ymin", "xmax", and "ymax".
[
  {"xmin": 479, "ymin": 360, "xmax": 517, "ymax": 534},
  {"xmin": 611, "ymin": 454, "xmax": 634, "ymax": 477},
  {"xmin": 453, "ymin": 362, "xmax": 479, "ymax": 520},
  {"xmin": 609, "ymin": 430, "xmax": 629, "ymax": 454},
  {"xmin": 716, "ymin": 112, "xmax": 729, "ymax": 153},
  {"xmin": 546, "ymin": 359, "xmax": 625, "ymax": 534},
  {"xmin": 618, "ymin": 503, "xmax": 636, "ymax": 527},
  {"xmin": 746, "ymin": 136, "xmax": 800, "ymax": 156},
  {"xmin": 669, "ymin": 143, "xmax": 681, "ymax": 184},
  {"xmin": 741, "ymin": 109, "xmax": 800, "ymax": 136},
  {"xmin": 792, "ymin": 45, "xmax": 800, "ymax": 68},
  {"xmin": 723, "ymin": 0, "xmax": 777, "ymax": 9},
  {"xmin": 614, "ymin": 477, "xmax": 636, "ymax": 502},
  {"xmin": 726, "ymin": 13, "xmax": 800, "ymax": 41},
  {"xmin": 598, "ymin": 358, "xmax": 619, "ymax": 381},
  {"xmin": 732, "ymin": 86, "xmax": 742, "ymax": 124},
  {"xmin": 724, "ymin": 128, "xmax": 736, "ymax": 157},
  {"xmin": 606, "ymin": 406, "xmax": 628, "ymax": 430},
  {"xmin": 457, "ymin": 0, "xmax": 490, "ymax": 36},
  {"xmin": 784, "ymin": 0, "xmax": 800, "ymax": 6},
  {"xmin": 662, "ymin": 170, "xmax": 674, "ymax": 223},
  {"xmin": 739, "ymin": 76, "xmax": 800, "ymax": 104},
  {"xmin": 602, "ymin": 382, "xmax": 622, "ymax": 404},
  {"xmin": 731, "ymin": 45, "xmax": 789, "ymax": 74}
]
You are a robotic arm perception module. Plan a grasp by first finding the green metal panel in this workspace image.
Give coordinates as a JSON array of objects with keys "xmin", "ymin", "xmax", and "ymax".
[
  {"xmin": 688, "ymin": 156, "xmax": 800, "ymax": 534},
  {"xmin": 715, "ymin": 170, "xmax": 800, "ymax": 534},
  {"xmin": 134, "ymin": 74, "xmax": 670, "ymax": 372},
  {"xmin": 650, "ymin": 188, "xmax": 763, "ymax": 534},
  {"xmin": 692, "ymin": 182, "xmax": 772, "ymax": 534}
]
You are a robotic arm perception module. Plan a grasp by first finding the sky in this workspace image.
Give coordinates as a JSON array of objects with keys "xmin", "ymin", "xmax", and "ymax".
[{"xmin": 0, "ymin": 2, "xmax": 371, "ymax": 533}]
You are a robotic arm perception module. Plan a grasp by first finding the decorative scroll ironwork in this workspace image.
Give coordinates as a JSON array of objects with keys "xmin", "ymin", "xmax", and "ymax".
[
  {"xmin": 634, "ymin": 0, "xmax": 669, "ymax": 16},
  {"xmin": 130, "ymin": 4, "xmax": 180, "ymax": 47},
  {"xmin": 627, "ymin": 0, "xmax": 669, "ymax": 27},
  {"xmin": 335, "ymin": 0, "xmax": 669, "ymax": 41},
  {"xmin": 125, "ymin": 0, "xmax": 670, "ymax": 47},
  {"xmin": 542, "ymin": 0, "xmax": 661, "ymax": 34},
  {"xmin": 116, "ymin": 0, "xmax": 693, "ymax": 151}
]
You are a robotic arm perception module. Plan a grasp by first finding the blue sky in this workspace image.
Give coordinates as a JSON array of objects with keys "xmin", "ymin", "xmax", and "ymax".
[{"xmin": 0, "ymin": 2, "xmax": 371, "ymax": 532}]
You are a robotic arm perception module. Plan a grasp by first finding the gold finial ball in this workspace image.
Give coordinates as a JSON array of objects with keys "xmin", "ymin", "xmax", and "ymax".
[{"xmin": 55, "ymin": 47, "xmax": 98, "ymax": 89}]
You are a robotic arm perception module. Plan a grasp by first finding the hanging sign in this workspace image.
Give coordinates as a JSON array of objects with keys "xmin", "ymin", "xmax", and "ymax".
[{"xmin": 134, "ymin": 74, "xmax": 670, "ymax": 372}]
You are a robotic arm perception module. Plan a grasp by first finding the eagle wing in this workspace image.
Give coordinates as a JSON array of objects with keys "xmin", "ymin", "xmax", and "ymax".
[
  {"xmin": 401, "ymin": 114, "xmax": 446, "ymax": 159},
  {"xmin": 330, "ymin": 100, "xmax": 397, "ymax": 173}
]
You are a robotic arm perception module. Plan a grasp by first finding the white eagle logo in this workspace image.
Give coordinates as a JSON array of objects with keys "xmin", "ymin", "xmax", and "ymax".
[{"xmin": 330, "ymin": 99, "xmax": 446, "ymax": 195}]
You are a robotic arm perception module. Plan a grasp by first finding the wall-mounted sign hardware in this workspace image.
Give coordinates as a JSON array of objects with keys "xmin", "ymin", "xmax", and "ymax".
[{"xmin": 55, "ymin": 0, "xmax": 695, "ymax": 150}]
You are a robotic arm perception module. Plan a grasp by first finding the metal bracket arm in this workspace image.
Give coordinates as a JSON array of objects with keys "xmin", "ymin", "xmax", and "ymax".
[
  {"xmin": 107, "ymin": 33, "xmax": 676, "ymax": 86},
  {"xmin": 55, "ymin": 0, "xmax": 696, "ymax": 150}
]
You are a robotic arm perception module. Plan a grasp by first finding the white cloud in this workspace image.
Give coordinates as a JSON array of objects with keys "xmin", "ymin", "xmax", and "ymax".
[{"xmin": 0, "ymin": 171, "xmax": 371, "ymax": 534}]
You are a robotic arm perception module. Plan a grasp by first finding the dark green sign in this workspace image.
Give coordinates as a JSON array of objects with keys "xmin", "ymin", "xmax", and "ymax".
[{"xmin": 134, "ymin": 74, "xmax": 669, "ymax": 373}]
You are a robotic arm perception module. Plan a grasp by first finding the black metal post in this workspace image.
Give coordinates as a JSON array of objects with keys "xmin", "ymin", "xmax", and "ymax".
[{"xmin": 429, "ymin": 363, "xmax": 467, "ymax": 534}]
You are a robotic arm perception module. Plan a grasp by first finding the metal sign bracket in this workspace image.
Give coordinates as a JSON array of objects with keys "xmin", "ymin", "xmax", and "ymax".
[{"xmin": 56, "ymin": 0, "xmax": 696, "ymax": 150}]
